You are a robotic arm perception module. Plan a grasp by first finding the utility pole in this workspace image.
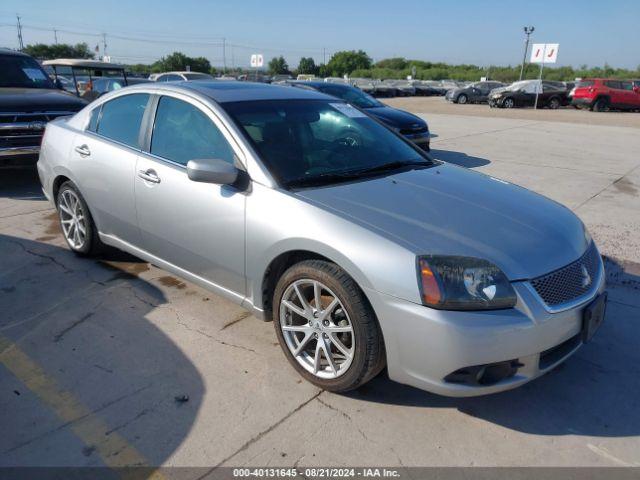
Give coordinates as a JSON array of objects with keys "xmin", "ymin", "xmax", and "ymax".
[
  {"xmin": 54, "ymin": 28, "xmax": 58, "ymax": 44},
  {"xmin": 102, "ymin": 33, "xmax": 107, "ymax": 60},
  {"xmin": 519, "ymin": 26, "xmax": 535, "ymax": 81},
  {"xmin": 222, "ymin": 37, "xmax": 226, "ymax": 74},
  {"xmin": 16, "ymin": 14, "xmax": 24, "ymax": 51},
  {"xmin": 323, "ymin": 47, "xmax": 326, "ymax": 65}
]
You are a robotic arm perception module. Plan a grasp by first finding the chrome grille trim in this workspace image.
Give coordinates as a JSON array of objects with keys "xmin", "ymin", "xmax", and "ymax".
[{"xmin": 527, "ymin": 242, "xmax": 603, "ymax": 312}]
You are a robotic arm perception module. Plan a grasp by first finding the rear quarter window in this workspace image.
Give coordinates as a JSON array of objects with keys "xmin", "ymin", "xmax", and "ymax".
[{"xmin": 576, "ymin": 80, "xmax": 594, "ymax": 88}]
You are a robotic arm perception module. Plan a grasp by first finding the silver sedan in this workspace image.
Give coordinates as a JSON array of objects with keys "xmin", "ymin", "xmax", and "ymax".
[{"xmin": 37, "ymin": 82, "xmax": 606, "ymax": 396}]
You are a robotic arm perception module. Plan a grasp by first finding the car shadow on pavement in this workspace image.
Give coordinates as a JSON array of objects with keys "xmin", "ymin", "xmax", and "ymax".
[
  {"xmin": 349, "ymin": 256, "xmax": 640, "ymax": 438},
  {"xmin": 0, "ymin": 234, "xmax": 204, "ymax": 467},
  {"xmin": 0, "ymin": 168, "xmax": 46, "ymax": 201},
  {"xmin": 431, "ymin": 149, "xmax": 491, "ymax": 168}
]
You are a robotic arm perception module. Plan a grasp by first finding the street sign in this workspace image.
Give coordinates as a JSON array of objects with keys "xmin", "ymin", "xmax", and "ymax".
[
  {"xmin": 250, "ymin": 54, "xmax": 264, "ymax": 68},
  {"xmin": 530, "ymin": 43, "xmax": 559, "ymax": 64},
  {"xmin": 530, "ymin": 43, "xmax": 559, "ymax": 109}
]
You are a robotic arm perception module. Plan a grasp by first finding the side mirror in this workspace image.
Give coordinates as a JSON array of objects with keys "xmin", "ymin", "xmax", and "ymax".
[
  {"xmin": 55, "ymin": 78, "xmax": 64, "ymax": 90},
  {"xmin": 186, "ymin": 159, "xmax": 239, "ymax": 185}
]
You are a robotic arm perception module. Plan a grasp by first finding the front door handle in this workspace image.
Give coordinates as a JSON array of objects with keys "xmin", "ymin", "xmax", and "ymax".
[
  {"xmin": 138, "ymin": 169, "xmax": 161, "ymax": 184},
  {"xmin": 74, "ymin": 144, "xmax": 91, "ymax": 157}
]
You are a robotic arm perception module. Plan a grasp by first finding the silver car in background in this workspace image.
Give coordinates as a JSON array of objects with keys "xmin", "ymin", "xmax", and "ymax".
[{"xmin": 37, "ymin": 82, "xmax": 606, "ymax": 396}]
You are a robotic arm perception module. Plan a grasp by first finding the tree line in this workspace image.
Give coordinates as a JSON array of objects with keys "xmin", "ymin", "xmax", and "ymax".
[{"xmin": 23, "ymin": 43, "xmax": 639, "ymax": 82}]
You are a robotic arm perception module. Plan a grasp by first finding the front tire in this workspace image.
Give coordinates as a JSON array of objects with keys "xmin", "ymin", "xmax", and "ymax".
[
  {"xmin": 273, "ymin": 260, "xmax": 385, "ymax": 392},
  {"xmin": 503, "ymin": 97, "xmax": 515, "ymax": 108},
  {"xmin": 56, "ymin": 181, "xmax": 104, "ymax": 256},
  {"xmin": 457, "ymin": 94, "xmax": 468, "ymax": 104}
]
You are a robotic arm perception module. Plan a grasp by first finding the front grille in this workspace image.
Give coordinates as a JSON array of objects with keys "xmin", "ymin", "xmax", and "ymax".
[
  {"xmin": 0, "ymin": 112, "xmax": 74, "ymax": 150},
  {"xmin": 530, "ymin": 242, "xmax": 600, "ymax": 307}
]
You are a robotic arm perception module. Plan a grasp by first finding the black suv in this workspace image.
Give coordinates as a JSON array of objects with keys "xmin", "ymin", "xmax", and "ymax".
[{"xmin": 0, "ymin": 49, "xmax": 87, "ymax": 166}]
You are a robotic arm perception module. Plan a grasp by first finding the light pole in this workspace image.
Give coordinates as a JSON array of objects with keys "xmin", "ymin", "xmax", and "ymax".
[{"xmin": 519, "ymin": 26, "xmax": 535, "ymax": 81}]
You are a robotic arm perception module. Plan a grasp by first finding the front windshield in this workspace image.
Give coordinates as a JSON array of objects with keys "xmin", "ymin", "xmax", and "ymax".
[
  {"xmin": 223, "ymin": 99, "xmax": 430, "ymax": 187},
  {"xmin": 0, "ymin": 55, "xmax": 55, "ymax": 89},
  {"xmin": 318, "ymin": 85, "xmax": 382, "ymax": 109}
]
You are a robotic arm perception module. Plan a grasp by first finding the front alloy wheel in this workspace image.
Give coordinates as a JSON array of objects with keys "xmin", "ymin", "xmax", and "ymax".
[
  {"xmin": 280, "ymin": 279, "xmax": 354, "ymax": 378},
  {"xmin": 273, "ymin": 260, "xmax": 385, "ymax": 392},
  {"xmin": 503, "ymin": 97, "xmax": 515, "ymax": 108}
]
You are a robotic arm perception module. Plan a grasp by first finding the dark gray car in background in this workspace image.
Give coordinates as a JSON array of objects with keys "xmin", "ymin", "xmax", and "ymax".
[{"xmin": 446, "ymin": 81, "xmax": 505, "ymax": 104}]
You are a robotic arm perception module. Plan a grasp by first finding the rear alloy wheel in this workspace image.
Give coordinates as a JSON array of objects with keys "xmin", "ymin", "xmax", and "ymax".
[
  {"xmin": 503, "ymin": 97, "xmax": 515, "ymax": 108},
  {"xmin": 548, "ymin": 97, "xmax": 561, "ymax": 109},
  {"xmin": 57, "ymin": 181, "xmax": 104, "ymax": 256},
  {"xmin": 273, "ymin": 260, "xmax": 385, "ymax": 392},
  {"xmin": 457, "ymin": 94, "xmax": 468, "ymax": 104},
  {"xmin": 593, "ymin": 98, "xmax": 609, "ymax": 112}
]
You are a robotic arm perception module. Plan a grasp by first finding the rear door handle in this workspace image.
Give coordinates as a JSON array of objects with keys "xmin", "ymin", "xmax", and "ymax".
[
  {"xmin": 138, "ymin": 169, "xmax": 161, "ymax": 184},
  {"xmin": 74, "ymin": 144, "xmax": 91, "ymax": 157}
]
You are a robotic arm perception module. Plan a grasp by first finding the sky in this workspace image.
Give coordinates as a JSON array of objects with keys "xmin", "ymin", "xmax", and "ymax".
[{"xmin": 1, "ymin": 0, "xmax": 638, "ymax": 69}]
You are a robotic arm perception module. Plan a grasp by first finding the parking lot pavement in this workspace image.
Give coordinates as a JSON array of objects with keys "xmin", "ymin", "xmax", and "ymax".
[{"xmin": 1, "ymin": 112, "xmax": 639, "ymax": 470}]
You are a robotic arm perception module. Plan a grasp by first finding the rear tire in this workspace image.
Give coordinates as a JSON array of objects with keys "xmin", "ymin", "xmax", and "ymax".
[
  {"xmin": 56, "ymin": 181, "xmax": 105, "ymax": 256},
  {"xmin": 273, "ymin": 260, "xmax": 385, "ymax": 392},
  {"xmin": 548, "ymin": 97, "xmax": 561, "ymax": 109},
  {"xmin": 457, "ymin": 94, "xmax": 468, "ymax": 104},
  {"xmin": 592, "ymin": 98, "xmax": 609, "ymax": 112}
]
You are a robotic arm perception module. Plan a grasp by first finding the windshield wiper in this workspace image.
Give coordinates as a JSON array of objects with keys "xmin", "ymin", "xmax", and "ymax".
[{"xmin": 284, "ymin": 160, "xmax": 431, "ymax": 189}]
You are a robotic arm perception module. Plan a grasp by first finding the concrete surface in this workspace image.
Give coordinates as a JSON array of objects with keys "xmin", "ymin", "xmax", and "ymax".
[{"xmin": 1, "ymin": 109, "xmax": 639, "ymax": 470}]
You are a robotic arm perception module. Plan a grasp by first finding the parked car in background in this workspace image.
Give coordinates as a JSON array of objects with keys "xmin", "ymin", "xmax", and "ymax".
[
  {"xmin": 0, "ymin": 49, "xmax": 87, "ymax": 167},
  {"xmin": 90, "ymin": 77, "xmax": 151, "ymax": 96},
  {"xmin": 410, "ymin": 80, "xmax": 444, "ymax": 96},
  {"xmin": 382, "ymin": 79, "xmax": 415, "ymax": 97},
  {"xmin": 43, "ymin": 59, "xmax": 131, "ymax": 102},
  {"xmin": 445, "ymin": 81, "xmax": 505, "ymax": 104},
  {"xmin": 287, "ymin": 81, "xmax": 430, "ymax": 150},
  {"xmin": 152, "ymin": 71, "xmax": 214, "ymax": 82},
  {"xmin": 489, "ymin": 80, "xmax": 569, "ymax": 109},
  {"xmin": 38, "ymin": 81, "xmax": 606, "ymax": 396},
  {"xmin": 571, "ymin": 78, "xmax": 640, "ymax": 112}
]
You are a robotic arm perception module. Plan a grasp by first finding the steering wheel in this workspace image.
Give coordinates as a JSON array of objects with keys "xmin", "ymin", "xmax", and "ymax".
[{"xmin": 332, "ymin": 130, "xmax": 362, "ymax": 150}]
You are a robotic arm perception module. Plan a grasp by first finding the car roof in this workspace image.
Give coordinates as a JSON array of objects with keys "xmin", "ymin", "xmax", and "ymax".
[
  {"xmin": 158, "ymin": 71, "xmax": 211, "ymax": 76},
  {"xmin": 0, "ymin": 48, "xmax": 30, "ymax": 57},
  {"xmin": 43, "ymin": 58, "xmax": 127, "ymax": 69},
  {"xmin": 113, "ymin": 81, "xmax": 333, "ymax": 103},
  {"xmin": 178, "ymin": 81, "xmax": 334, "ymax": 103}
]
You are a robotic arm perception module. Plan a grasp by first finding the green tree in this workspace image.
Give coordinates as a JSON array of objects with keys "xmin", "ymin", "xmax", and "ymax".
[
  {"xmin": 326, "ymin": 50, "xmax": 372, "ymax": 77},
  {"xmin": 24, "ymin": 42, "xmax": 95, "ymax": 60},
  {"xmin": 297, "ymin": 57, "xmax": 317, "ymax": 75},
  {"xmin": 151, "ymin": 52, "xmax": 211, "ymax": 73},
  {"xmin": 375, "ymin": 57, "xmax": 408, "ymax": 70},
  {"xmin": 268, "ymin": 56, "xmax": 290, "ymax": 75}
]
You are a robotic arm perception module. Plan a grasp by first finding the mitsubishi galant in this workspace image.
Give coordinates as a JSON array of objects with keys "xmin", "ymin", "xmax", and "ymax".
[{"xmin": 37, "ymin": 81, "xmax": 606, "ymax": 396}]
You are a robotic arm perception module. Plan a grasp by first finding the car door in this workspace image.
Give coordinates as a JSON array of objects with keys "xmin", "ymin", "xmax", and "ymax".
[
  {"xmin": 71, "ymin": 93, "xmax": 150, "ymax": 245},
  {"xmin": 134, "ymin": 93, "xmax": 247, "ymax": 296},
  {"xmin": 619, "ymin": 81, "xmax": 636, "ymax": 108}
]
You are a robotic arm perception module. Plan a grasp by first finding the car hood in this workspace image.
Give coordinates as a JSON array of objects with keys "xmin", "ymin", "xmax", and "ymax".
[
  {"xmin": 295, "ymin": 164, "xmax": 588, "ymax": 280},
  {"xmin": 0, "ymin": 88, "xmax": 87, "ymax": 113},
  {"xmin": 364, "ymin": 106, "xmax": 427, "ymax": 130}
]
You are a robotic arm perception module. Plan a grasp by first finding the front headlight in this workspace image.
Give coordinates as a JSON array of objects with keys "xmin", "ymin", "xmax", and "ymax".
[{"xmin": 418, "ymin": 256, "xmax": 517, "ymax": 310}]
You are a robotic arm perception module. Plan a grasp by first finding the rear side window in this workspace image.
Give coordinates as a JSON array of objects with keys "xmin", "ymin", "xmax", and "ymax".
[
  {"xmin": 96, "ymin": 93, "xmax": 149, "ymax": 148},
  {"xmin": 604, "ymin": 80, "xmax": 622, "ymax": 89},
  {"xmin": 620, "ymin": 81, "xmax": 633, "ymax": 91},
  {"xmin": 151, "ymin": 96, "xmax": 235, "ymax": 166}
]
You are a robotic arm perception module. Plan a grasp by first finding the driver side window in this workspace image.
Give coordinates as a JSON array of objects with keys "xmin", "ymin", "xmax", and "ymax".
[{"xmin": 150, "ymin": 96, "xmax": 235, "ymax": 166}]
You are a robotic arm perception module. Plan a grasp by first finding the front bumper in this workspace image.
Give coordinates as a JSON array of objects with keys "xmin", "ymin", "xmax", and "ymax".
[
  {"xmin": 403, "ymin": 131, "xmax": 430, "ymax": 151},
  {"xmin": 0, "ymin": 146, "xmax": 40, "ymax": 166},
  {"xmin": 571, "ymin": 97, "xmax": 594, "ymax": 109},
  {"xmin": 364, "ymin": 266, "xmax": 605, "ymax": 397}
]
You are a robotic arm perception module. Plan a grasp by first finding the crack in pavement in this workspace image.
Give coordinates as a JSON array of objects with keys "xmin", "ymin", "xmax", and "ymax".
[
  {"xmin": 575, "ymin": 162, "xmax": 640, "ymax": 211},
  {"xmin": 175, "ymin": 312, "xmax": 258, "ymax": 354},
  {"xmin": 5, "ymin": 238, "xmax": 74, "ymax": 274},
  {"xmin": 316, "ymin": 396, "xmax": 370, "ymax": 443},
  {"xmin": 220, "ymin": 311, "xmax": 253, "ymax": 331},
  {"xmin": 196, "ymin": 390, "xmax": 322, "ymax": 477},
  {"xmin": 53, "ymin": 311, "xmax": 95, "ymax": 343},
  {"xmin": 3, "ymin": 383, "xmax": 153, "ymax": 454}
]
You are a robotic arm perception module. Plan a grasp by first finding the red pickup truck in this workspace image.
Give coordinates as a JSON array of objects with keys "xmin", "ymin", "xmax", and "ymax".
[{"xmin": 571, "ymin": 78, "xmax": 640, "ymax": 112}]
